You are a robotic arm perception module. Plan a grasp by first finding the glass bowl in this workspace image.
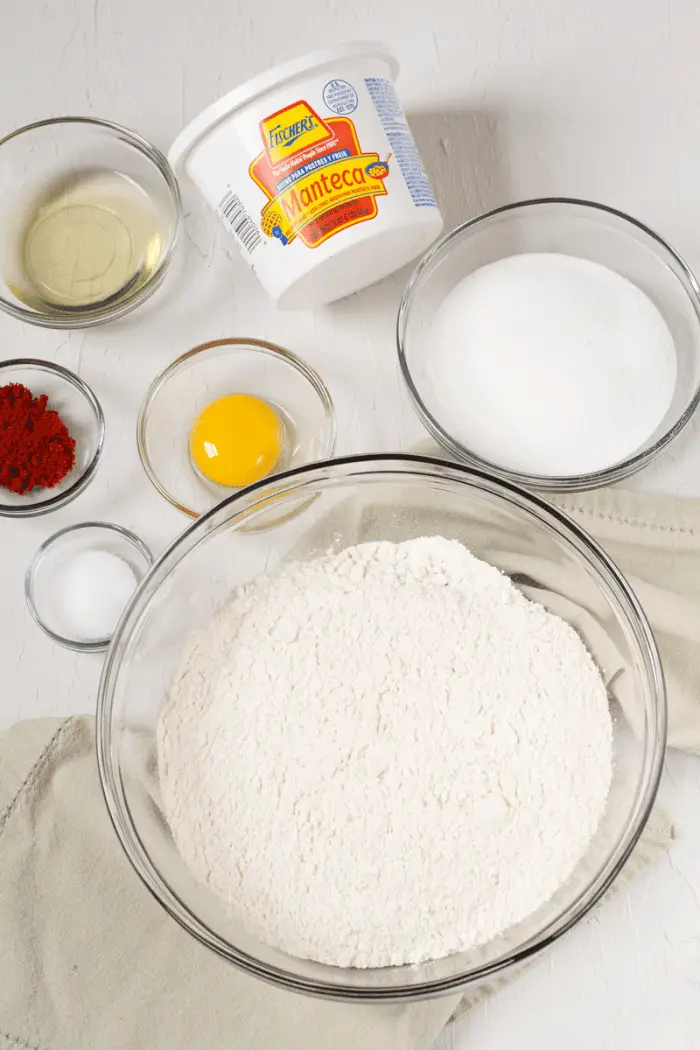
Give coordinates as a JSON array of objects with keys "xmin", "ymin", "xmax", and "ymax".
[
  {"xmin": 0, "ymin": 117, "xmax": 182, "ymax": 328},
  {"xmin": 26, "ymin": 521, "xmax": 153, "ymax": 652},
  {"xmin": 137, "ymin": 337, "xmax": 336, "ymax": 518},
  {"xmin": 0, "ymin": 358, "xmax": 104, "ymax": 517},
  {"xmin": 97, "ymin": 454, "xmax": 665, "ymax": 1002},
  {"xmin": 398, "ymin": 198, "xmax": 700, "ymax": 492}
]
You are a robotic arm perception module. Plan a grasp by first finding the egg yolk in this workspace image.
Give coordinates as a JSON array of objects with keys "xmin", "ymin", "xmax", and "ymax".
[{"xmin": 189, "ymin": 394, "xmax": 283, "ymax": 488}]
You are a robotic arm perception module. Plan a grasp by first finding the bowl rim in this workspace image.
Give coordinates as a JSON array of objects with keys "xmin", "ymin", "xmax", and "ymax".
[
  {"xmin": 136, "ymin": 336, "xmax": 337, "ymax": 518},
  {"xmin": 0, "ymin": 116, "xmax": 183, "ymax": 330},
  {"xmin": 96, "ymin": 452, "xmax": 667, "ymax": 1001},
  {"xmin": 397, "ymin": 196, "xmax": 700, "ymax": 493},
  {"xmin": 0, "ymin": 358, "xmax": 105, "ymax": 517},
  {"xmin": 25, "ymin": 520, "xmax": 154, "ymax": 652}
]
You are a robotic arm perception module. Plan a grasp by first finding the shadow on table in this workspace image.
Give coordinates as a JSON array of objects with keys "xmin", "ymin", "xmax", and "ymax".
[
  {"xmin": 409, "ymin": 106, "xmax": 512, "ymax": 228},
  {"xmin": 325, "ymin": 106, "xmax": 512, "ymax": 328}
]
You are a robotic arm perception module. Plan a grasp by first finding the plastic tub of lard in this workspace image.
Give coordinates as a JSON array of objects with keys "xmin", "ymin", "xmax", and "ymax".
[{"xmin": 168, "ymin": 42, "xmax": 444, "ymax": 309}]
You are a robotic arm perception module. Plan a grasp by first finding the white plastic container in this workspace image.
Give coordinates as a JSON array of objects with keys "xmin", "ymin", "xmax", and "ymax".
[{"xmin": 169, "ymin": 42, "xmax": 444, "ymax": 309}]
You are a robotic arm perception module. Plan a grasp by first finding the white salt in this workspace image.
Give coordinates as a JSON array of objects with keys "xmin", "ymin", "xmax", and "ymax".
[
  {"xmin": 61, "ymin": 549, "xmax": 138, "ymax": 641},
  {"xmin": 428, "ymin": 252, "xmax": 677, "ymax": 476}
]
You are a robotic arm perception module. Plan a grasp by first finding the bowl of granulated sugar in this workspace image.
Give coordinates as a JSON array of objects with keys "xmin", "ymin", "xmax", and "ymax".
[{"xmin": 398, "ymin": 198, "xmax": 700, "ymax": 492}]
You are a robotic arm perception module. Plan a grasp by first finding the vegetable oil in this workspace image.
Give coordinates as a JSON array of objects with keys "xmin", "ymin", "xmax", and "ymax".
[{"xmin": 13, "ymin": 169, "xmax": 164, "ymax": 311}]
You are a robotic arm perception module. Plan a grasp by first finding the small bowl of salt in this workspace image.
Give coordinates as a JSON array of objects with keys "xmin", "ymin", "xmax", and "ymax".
[
  {"xmin": 398, "ymin": 198, "xmax": 700, "ymax": 491},
  {"xmin": 26, "ymin": 521, "xmax": 153, "ymax": 652}
]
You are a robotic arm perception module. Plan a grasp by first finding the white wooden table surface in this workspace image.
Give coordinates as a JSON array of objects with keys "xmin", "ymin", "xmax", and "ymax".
[{"xmin": 2, "ymin": 1, "xmax": 700, "ymax": 1046}]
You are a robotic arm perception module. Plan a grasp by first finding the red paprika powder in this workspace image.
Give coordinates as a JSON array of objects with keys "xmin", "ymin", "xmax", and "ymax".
[{"xmin": 0, "ymin": 383, "xmax": 76, "ymax": 495}]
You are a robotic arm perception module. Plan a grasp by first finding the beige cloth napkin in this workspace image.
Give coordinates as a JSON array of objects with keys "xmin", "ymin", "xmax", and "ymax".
[
  {"xmin": 553, "ymin": 487, "xmax": 700, "ymax": 753},
  {"xmin": 1, "ymin": 484, "xmax": 697, "ymax": 1050}
]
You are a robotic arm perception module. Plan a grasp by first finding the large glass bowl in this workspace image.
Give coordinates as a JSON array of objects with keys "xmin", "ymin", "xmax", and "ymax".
[
  {"xmin": 96, "ymin": 455, "xmax": 665, "ymax": 1001},
  {"xmin": 398, "ymin": 199, "xmax": 700, "ymax": 492}
]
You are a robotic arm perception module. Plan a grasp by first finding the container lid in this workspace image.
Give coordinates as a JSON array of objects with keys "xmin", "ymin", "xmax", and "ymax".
[{"xmin": 168, "ymin": 40, "xmax": 399, "ymax": 173}]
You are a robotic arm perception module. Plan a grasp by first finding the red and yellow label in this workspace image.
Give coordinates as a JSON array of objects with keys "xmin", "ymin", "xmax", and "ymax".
[
  {"xmin": 259, "ymin": 101, "xmax": 334, "ymax": 168},
  {"xmin": 249, "ymin": 100, "xmax": 389, "ymax": 249}
]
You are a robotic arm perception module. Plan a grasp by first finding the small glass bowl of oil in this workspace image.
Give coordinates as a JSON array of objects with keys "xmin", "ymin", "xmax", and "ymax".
[
  {"xmin": 137, "ymin": 338, "xmax": 336, "ymax": 519},
  {"xmin": 0, "ymin": 117, "xmax": 181, "ymax": 328}
]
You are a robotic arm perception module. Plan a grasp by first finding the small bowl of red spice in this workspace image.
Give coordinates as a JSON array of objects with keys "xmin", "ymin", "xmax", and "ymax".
[{"xmin": 0, "ymin": 359, "xmax": 104, "ymax": 516}]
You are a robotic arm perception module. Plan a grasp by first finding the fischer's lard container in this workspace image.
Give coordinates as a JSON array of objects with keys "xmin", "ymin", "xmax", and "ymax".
[{"xmin": 169, "ymin": 42, "xmax": 444, "ymax": 309}]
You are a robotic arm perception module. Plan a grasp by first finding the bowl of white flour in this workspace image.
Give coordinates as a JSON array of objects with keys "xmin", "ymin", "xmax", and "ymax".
[
  {"xmin": 398, "ymin": 198, "xmax": 700, "ymax": 492},
  {"xmin": 97, "ymin": 455, "xmax": 665, "ymax": 1000}
]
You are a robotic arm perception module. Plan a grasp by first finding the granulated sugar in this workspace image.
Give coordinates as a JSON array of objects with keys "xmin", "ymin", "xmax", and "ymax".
[
  {"xmin": 157, "ymin": 537, "xmax": 613, "ymax": 968},
  {"xmin": 427, "ymin": 252, "xmax": 677, "ymax": 476}
]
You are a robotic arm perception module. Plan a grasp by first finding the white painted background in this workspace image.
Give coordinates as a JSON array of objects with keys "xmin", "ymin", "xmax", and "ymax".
[{"xmin": 2, "ymin": 1, "xmax": 700, "ymax": 1046}]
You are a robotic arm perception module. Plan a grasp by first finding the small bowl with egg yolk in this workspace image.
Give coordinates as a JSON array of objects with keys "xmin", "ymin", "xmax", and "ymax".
[{"xmin": 137, "ymin": 338, "xmax": 335, "ymax": 519}]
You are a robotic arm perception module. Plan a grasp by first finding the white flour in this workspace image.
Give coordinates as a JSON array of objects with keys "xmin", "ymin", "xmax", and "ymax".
[
  {"xmin": 427, "ymin": 252, "xmax": 677, "ymax": 476},
  {"xmin": 157, "ymin": 537, "xmax": 613, "ymax": 968}
]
